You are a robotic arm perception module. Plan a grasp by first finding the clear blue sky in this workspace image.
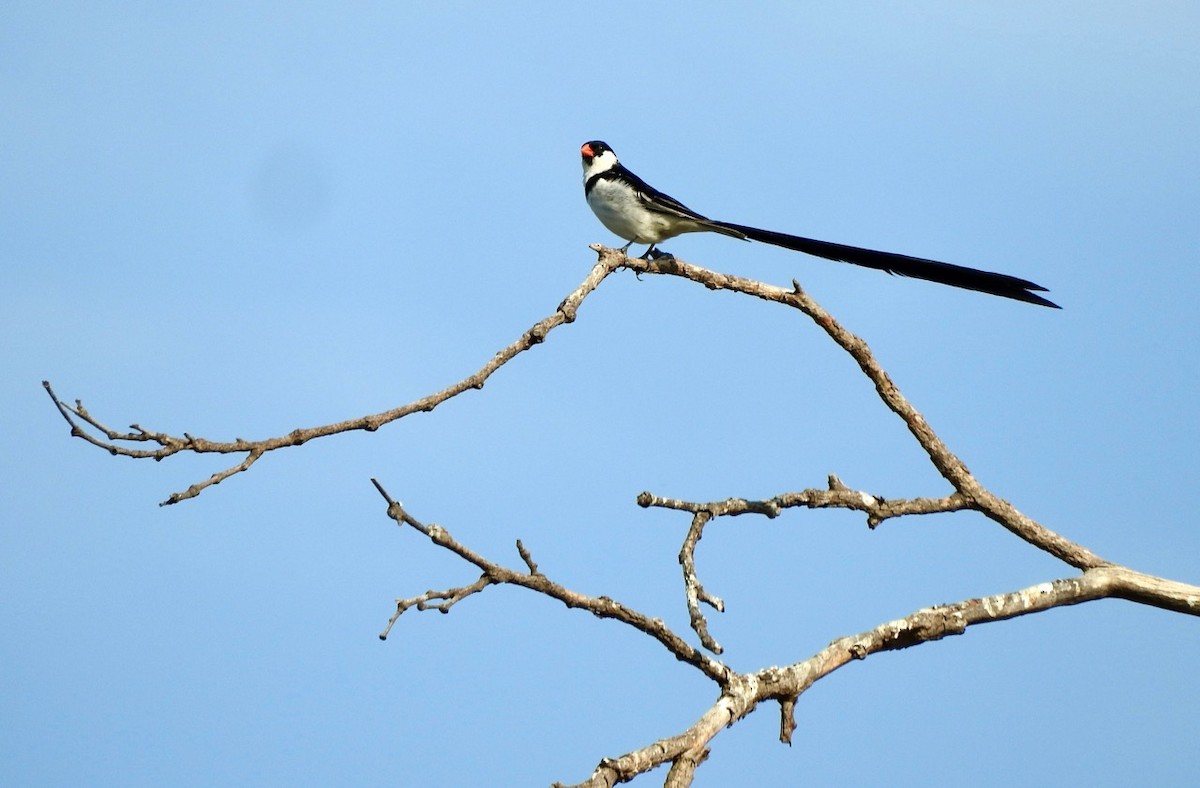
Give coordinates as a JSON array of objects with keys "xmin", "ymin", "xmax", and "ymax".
[{"xmin": 3, "ymin": 3, "xmax": 1198, "ymax": 786}]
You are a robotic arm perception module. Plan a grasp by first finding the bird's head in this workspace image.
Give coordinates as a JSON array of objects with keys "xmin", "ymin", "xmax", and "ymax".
[{"xmin": 581, "ymin": 140, "xmax": 617, "ymax": 178}]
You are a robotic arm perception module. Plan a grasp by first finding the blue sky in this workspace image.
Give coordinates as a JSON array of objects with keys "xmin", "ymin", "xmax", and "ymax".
[{"xmin": 3, "ymin": 3, "xmax": 1198, "ymax": 785}]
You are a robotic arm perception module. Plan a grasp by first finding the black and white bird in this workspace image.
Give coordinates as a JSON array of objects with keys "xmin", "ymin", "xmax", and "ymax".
[{"xmin": 580, "ymin": 140, "xmax": 1058, "ymax": 308}]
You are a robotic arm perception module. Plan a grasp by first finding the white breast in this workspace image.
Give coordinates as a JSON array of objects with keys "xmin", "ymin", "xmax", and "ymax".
[{"xmin": 586, "ymin": 178, "xmax": 675, "ymax": 244}]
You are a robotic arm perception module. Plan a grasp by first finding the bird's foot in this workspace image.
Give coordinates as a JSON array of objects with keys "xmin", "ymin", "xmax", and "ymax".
[{"xmin": 642, "ymin": 246, "xmax": 675, "ymax": 261}]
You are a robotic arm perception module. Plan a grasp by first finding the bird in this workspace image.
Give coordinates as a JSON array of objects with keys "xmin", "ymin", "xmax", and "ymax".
[{"xmin": 580, "ymin": 140, "xmax": 1059, "ymax": 308}]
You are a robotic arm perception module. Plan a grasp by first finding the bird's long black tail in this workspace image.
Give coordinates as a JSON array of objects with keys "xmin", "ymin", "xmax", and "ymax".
[{"xmin": 714, "ymin": 221, "xmax": 1060, "ymax": 308}]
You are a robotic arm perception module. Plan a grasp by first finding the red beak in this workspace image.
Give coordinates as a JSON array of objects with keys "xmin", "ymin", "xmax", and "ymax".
[{"xmin": 580, "ymin": 143, "xmax": 594, "ymax": 159}]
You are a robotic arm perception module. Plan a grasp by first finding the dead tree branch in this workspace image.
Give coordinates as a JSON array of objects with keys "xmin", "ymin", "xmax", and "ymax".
[
  {"xmin": 608, "ymin": 247, "xmax": 1104, "ymax": 569},
  {"xmin": 43, "ymin": 253, "xmax": 627, "ymax": 505},
  {"xmin": 376, "ymin": 480, "xmax": 1199, "ymax": 787},
  {"xmin": 564, "ymin": 565, "xmax": 1198, "ymax": 787},
  {"xmin": 53, "ymin": 245, "xmax": 1199, "ymax": 786},
  {"xmin": 639, "ymin": 478, "xmax": 974, "ymax": 650},
  {"xmin": 370, "ymin": 480, "xmax": 732, "ymax": 685}
]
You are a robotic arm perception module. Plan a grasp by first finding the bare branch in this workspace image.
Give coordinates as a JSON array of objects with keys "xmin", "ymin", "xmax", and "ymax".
[
  {"xmin": 46, "ymin": 244, "xmax": 1086, "ymax": 574},
  {"xmin": 1098, "ymin": 566, "xmax": 1200, "ymax": 616},
  {"xmin": 770, "ymin": 566, "xmax": 1200, "ymax": 700},
  {"xmin": 606, "ymin": 248, "xmax": 1106, "ymax": 569},
  {"xmin": 369, "ymin": 471, "xmax": 1200, "ymax": 786},
  {"xmin": 560, "ymin": 567, "xmax": 1200, "ymax": 786},
  {"xmin": 370, "ymin": 481, "xmax": 733, "ymax": 685},
  {"xmin": 678, "ymin": 510, "xmax": 724, "ymax": 655},
  {"xmin": 639, "ymin": 480, "xmax": 973, "ymax": 529},
  {"xmin": 162, "ymin": 449, "xmax": 266, "ymax": 505},
  {"xmin": 44, "ymin": 254, "xmax": 627, "ymax": 505},
  {"xmin": 515, "ymin": 539, "xmax": 541, "ymax": 575},
  {"xmin": 557, "ymin": 695, "xmax": 733, "ymax": 788},
  {"xmin": 379, "ymin": 574, "xmax": 494, "ymax": 640},
  {"xmin": 664, "ymin": 749, "xmax": 707, "ymax": 787},
  {"xmin": 642, "ymin": 479, "xmax": 970, "ymax": 651},
  {"xmin": 51, "ymin": 242, "xmax": 1198, "ymax": 785}
]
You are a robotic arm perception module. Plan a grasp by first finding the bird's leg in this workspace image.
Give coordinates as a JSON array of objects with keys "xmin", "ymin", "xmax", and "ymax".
[
  {"xmin": 643, "ymin": 246, "xmax": 674, "ymax": 261},
  {"xmin": 618, "ymin": 240, "xmax": 635, "ymax": 254}
]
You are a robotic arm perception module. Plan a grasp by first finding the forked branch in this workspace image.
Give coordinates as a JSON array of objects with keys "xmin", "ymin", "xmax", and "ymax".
[
  {"xmin": 374, "ymin": 479, "xmax": 1198, "ymax": 787},
  {"xmin": 370, "ymin": 479, "xmax": 731, "ymax": 685},
  {"xmin": 559, "ymin": 565, "xmax": 1197, "ymax": 787},
  {"xmin": 50, "ymin": 246, "xmax": 1199, "ymax": 787}
]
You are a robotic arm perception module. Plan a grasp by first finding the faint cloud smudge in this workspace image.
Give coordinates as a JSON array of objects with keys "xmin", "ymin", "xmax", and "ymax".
[{"xmin": 249, "ymin": 143, "xmax": 331, "ymax": 233}]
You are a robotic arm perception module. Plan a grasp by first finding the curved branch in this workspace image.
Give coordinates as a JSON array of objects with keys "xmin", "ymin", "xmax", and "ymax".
[
  {"xmin": 51, "ymin": 243, "xmax": 1196, "ymax": 786},
  {"xmin": 608, "ymin": 248, "xmax": 1104, "ymax": 569},
  {"xmin": 371, "ymin": 472, "xmax": 1199, "ymax": 787},
  {"xmin": 678, "ymin": 510, "xmax": 724, "ymax": 655},
  {"xmin": 561, "ymin": 566, "xmax": 1200, "ymax": 786},
  {"xmin": 44, "ymin": 255, "xmax": 625, "ymax": 505},
  {"xmin": 370, "ymin": 480, "xmax": 732, "ymax": 685}
]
